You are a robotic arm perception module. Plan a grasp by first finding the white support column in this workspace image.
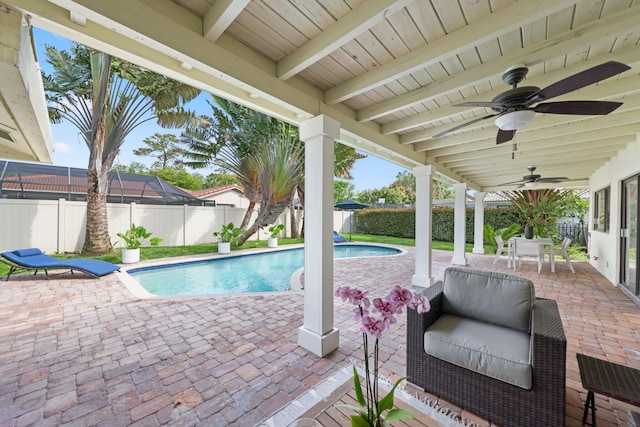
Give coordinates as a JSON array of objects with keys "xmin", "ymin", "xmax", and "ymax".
[
  {"xmin": 412, "ymin": 165, "xmax": 434, "ymax": 287},
  {"xmin": 452, "ymin": 183, "xmax": 468, "ymax": 265},
  {"xmin": 473, "ymin": 192, "xmax": 486, "ymax": 254},
  {"xmin": 298, "ymin": 115, "xmax": 340, "ymax": 357}
]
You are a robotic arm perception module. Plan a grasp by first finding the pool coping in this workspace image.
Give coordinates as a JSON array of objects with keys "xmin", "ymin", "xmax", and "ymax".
[{"xmin": 116, "ymin": 242, "xmax": 407, "ymax": 299}]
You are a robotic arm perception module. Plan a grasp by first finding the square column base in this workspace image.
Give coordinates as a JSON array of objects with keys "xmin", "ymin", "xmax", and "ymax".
[
  {"xmin": 472, "ymin": 247, "xmax": 485, "ymax": 254},
  {"xmin": 412, "ymin": 274, "xmax": 434, "ymax": 287},
  {"xmin": 452, "ymin": 256, "xmax": 468, "ymax": 265},
  {"xmin": 298, "ymin": 326, "xmax": 339, "ymax": 357}
]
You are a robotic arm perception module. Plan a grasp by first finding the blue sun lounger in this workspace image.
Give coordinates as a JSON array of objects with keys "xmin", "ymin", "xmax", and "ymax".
[
  {"xmin": 1, "ymin": 248, "xmax": 120, "ymax": 281},
  {"xmin": 333, "ymin": 231, "xmax": 347, "ymax": 243}
]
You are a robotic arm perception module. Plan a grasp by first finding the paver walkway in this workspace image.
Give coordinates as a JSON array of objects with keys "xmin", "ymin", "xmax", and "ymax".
[{"xmin": 1, "ymin": 247, "xmax": 639, "ymax": 426}]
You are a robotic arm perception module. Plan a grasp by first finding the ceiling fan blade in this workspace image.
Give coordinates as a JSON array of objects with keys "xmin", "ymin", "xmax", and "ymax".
[
  {"xmin": 498, "ymin": 179, "xmax": 526, "ymax": 186},
  {"xmin": 525, "ymin": 61, "xmax": 630, "ymax": 104},
  {"xmin": 536, "ymin": 177, "xmax": 569, "ymax": 183},
  {"xmin": 454, "ymin": 101, "xmax": 507, "ymax": 110},
  {"xmin": 496, "ymin": 129, "xmax": 516, "ymax": 144},
  {"xmin": 534, "ymin": 100, "xmax": 623, "ymax": 115},
  {"xmin": 432, "ymin": 114, "xmax": 497, "ymax": 138}
]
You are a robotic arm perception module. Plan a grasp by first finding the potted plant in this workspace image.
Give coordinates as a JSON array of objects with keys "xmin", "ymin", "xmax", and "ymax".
[
  {"xmin": 266, "ymin": 223, "xmax": 285, "ymax": 248},
  {"xmin": 335, "ymin": 285, "xmax": 429, "ymax": 427},
  {"xmin": 213, "ymin": 222, "xmax": 244, "ymax": 254},
  {"xmin": 117, "ymin": 224, "xmax": 162, "ymax": 263}
]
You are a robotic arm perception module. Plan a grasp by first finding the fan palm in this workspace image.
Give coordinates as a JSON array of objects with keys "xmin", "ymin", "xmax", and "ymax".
[{"xmin": 43, "ymin": 44, "xmax": 200, "ymax": 254}]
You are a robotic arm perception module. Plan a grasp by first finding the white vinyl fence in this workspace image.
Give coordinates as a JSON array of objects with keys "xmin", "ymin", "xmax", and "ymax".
[{"xmin": 0, "ymin": 199, "xmax": 290, "ymax": 253}]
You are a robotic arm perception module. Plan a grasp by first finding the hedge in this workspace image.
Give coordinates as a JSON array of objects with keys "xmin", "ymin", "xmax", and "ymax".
[{"xmin": 355, "ymin": 207, "xmax": 520, "ymax": 243}]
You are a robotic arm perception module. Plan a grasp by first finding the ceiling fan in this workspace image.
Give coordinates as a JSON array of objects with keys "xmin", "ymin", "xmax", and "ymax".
[
  {"xmin": 434, "ymin": 61, "xmax": 630, "ymax": 144},
  {"xmin": 500, "ymin": 165, "xmax": 570, "ymax": 187}
]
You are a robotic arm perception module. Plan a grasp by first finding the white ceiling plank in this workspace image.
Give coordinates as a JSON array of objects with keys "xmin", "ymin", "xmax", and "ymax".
[{"xmin": 324, "ymin": 0, "xmax": 579, "ymax": 104}]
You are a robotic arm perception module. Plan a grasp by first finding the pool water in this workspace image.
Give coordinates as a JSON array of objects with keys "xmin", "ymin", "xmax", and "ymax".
[{"xmin": 128, "ymin": 244, "xmax": 400, "ymax": 296}]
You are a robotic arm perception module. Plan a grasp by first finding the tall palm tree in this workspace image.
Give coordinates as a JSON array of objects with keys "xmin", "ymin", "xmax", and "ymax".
[{"xmin": 43, "ymin": 44, "xmax": 200, "ymax": 254}]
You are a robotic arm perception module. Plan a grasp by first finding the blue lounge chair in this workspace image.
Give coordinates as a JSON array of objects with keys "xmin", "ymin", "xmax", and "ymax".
[
  {"xmin": 1, "ymin": 248, "xmax": 120, "ymax": 281},
  {"xmin": 333, "ymin": 231, "xmax": 347, "ymax": 243}
]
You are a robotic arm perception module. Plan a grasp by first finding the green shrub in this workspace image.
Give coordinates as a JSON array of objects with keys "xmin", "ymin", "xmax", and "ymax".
[{"xmin": 356, "ymin": 207, "xmax": 520, "ymax": 243}]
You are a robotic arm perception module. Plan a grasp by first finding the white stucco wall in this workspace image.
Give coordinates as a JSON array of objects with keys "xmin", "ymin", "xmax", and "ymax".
[
  {"xmin": 589, "ymin": 138, "xmax": 640, "ymax": 284},
  {"xmin": 199, "ymin": 189, "xmax": 250, "ymax": 208}
]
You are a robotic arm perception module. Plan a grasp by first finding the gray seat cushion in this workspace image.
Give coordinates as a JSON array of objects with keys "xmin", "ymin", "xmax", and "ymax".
[
  {"xmin": 442, "ymin": 267, "xmax": 535, "ymax": 333},
  {"xmin": 424, "ymin": 314, "xmax": 533, "ymax": 390}
]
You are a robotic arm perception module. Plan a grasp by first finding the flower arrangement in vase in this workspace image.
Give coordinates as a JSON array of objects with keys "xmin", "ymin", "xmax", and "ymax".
[{"xmin": 336, "ymin": 285, "xmax": 430, "ymax": 427}]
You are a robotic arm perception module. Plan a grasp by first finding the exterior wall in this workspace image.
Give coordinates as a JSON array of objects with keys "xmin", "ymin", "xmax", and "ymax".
[
  {"xmin": 199, "ymin": 189, "xmax": 250, "ymax": 208},
  {"xmin": 0, "ymin": 199, "xmax": 283, "ymax": 253},
  {"xmin": 589, "ymin": 139, "xmax": 640, "ymax": 284}
]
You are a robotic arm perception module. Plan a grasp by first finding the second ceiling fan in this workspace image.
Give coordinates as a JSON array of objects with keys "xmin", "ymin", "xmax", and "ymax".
[
  {"xmin": 434, "ymin": 61, "xmax": 630, "ymax": 144},
  {"xmin": 500, "ymin": 165, "xmax": 570, "ymax": 187}
]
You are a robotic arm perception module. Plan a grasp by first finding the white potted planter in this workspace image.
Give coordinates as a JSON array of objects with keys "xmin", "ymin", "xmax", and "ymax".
[
  {"xmin": 218, "ymin": 242, "xmax": 231, "ymax": 254},
  {"xmin": 117, "ymin": 224, "xmax": 162, "ymax": 264},
  {"xmin": 121, "ymin": 248, "xmax": 140, "ymax": 264},
  {"xmin": 213, "ymin": 223, "xmax": 243, "ymax": 255},
  {"xmin": 266, "ymin": 223, "xmax": 285, "ymax": 249}
]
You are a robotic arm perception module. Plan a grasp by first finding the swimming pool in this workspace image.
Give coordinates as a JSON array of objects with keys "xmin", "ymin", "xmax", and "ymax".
[{"xmin": 127, "ymin": 244, "xmax": 401, "ymax": 296}]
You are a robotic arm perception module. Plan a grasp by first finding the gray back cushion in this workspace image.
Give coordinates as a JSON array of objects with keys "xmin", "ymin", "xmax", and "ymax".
[{"xmin": 442, "ymin": 267, "xmax": 535, "ymax": 333}]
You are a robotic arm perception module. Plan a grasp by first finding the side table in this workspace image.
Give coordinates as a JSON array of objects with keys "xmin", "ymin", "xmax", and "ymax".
[{"xmin": 576, "ymin": 353, "xmax": 640, "ymax": 427}]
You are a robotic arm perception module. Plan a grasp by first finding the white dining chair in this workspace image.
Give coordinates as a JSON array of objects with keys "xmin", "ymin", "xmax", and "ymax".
[
  {"xmin": 494, "ymin": 235, "xmax": 513, "ymax": 266},
  {"xmin": 513, "ymin": 238, "xmax": 544, "ymax": 273},
  {"xmin": 541, "ymin": 237, "xmax": 575, "ymax": 273}
]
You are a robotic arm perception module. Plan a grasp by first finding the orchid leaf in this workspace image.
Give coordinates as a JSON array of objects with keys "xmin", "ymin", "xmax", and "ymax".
[
  {"xmin": 352, "ymin": 366, "xmax": 366, "ymax": 407},
  {"xmin": 377, "ymin": 376, "xmax": 407, "ymax": 413},
  {"xmin": 384, "ymin": 408, "xmax": 414, "ymax": 421},
  {"xmin": 349, "ymin": 414, "xmax": 372, "ymax": 427}
]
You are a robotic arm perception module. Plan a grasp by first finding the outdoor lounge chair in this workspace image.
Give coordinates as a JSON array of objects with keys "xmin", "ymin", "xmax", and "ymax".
[
  {"xmin": 1, "ymin": 248, "xmax": 120, "ymax": 280},
  {"xmin": 333, "ymin": 231, "xmax": 347, "ymax": 243},
  {"xmin": 407, "ymin": 267, "xmax": 566, "ymax": 427}
]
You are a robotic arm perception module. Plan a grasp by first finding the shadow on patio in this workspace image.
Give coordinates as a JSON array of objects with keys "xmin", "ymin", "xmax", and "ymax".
[{"xmin": 1, "ymin": 247, "xmax": 639, "ymax": 426}]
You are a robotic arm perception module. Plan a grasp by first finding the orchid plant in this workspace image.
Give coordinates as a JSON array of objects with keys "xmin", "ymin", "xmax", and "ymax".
[{"xmin": 336, "ymin": 285, "xmax": 430, "ymax": 427}]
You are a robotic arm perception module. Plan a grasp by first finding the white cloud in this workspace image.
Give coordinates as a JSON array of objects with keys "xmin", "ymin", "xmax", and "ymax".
[{"xmin": 54, "ymin": 142, "xmax": 73, "ymax": 154}]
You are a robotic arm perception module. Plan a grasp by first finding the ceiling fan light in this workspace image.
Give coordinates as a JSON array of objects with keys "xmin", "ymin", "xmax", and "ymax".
[
  {"xmin": 495, "ymin": 110, "xmax": 535, "ymax": 130},
  {"xmin": 524, "ymin": 181, "xmax": 537, "ymax": 187}
]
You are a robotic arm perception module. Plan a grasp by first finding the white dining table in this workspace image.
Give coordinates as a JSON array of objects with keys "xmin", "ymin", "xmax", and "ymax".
[{"xmin": 508, "ymin": 237, "xmax": 555, "ymax": 273}]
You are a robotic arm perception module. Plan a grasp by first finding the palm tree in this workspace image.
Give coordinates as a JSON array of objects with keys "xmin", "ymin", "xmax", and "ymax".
[
  {"xmin": 183, "ymin": 96, "xmax": 366, "ymax": 241},
  {"xmin": 43, "ymin": 44, "xmax": 200, "ymax": 254}
]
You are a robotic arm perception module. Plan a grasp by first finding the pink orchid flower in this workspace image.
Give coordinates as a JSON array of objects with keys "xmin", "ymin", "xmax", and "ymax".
[
  {"xmin": 360, "ymin": 315, "xmax": 385, "ymax": 339},
  {"xmin": 388, "ymin": 285, "xmax": 413, "ymax": 307},
  {"xmin": 372, "ymin": 298, "xmax": 399, "ymax": 324}
]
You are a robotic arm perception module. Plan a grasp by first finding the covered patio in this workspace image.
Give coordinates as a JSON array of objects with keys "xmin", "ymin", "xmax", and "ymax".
[
  {"xmin": 1, "ymin": 1, "xmax": 640, "ymax": 425},
  {"xmin": 1, "ymin": 248, "xmax": 639, "ymax": 426}
]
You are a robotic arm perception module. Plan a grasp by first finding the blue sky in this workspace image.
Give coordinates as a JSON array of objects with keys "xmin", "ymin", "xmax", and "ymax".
[{"xmin": 33, "ymin": 28, "xmax": 406, "ymax": 192}]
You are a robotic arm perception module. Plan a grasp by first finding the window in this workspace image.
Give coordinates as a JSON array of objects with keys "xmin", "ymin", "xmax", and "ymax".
[{"xmin": 593, "ymin": 187, "xmax": 610, "ymax": 232}]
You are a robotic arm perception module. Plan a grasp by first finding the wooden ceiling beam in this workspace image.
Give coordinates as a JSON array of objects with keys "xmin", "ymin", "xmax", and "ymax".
[
  {"xmin": 455, "ymin": 148, "xmax": 623, "ymax": 176},
  {"xmin": 439, "ymin": 135, "xmax": 635, "ymax": 167},
  {"xmin": 277, "ymin": 0, "xmax": 411, "ymax": 80},
  {"xmin": 203, "ymin": 0, "xmax": 250, "ymax": 42}
]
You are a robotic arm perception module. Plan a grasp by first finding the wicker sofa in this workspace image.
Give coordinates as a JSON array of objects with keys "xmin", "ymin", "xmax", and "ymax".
[{"xmin": 407, "ymin": 267, "xmax": 567, "ymax": 427}]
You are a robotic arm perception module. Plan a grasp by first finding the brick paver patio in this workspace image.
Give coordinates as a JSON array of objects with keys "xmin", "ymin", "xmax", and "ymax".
[{"xmin": 1, "ymin": 247, "xmax": 639, "ymax": 426}]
